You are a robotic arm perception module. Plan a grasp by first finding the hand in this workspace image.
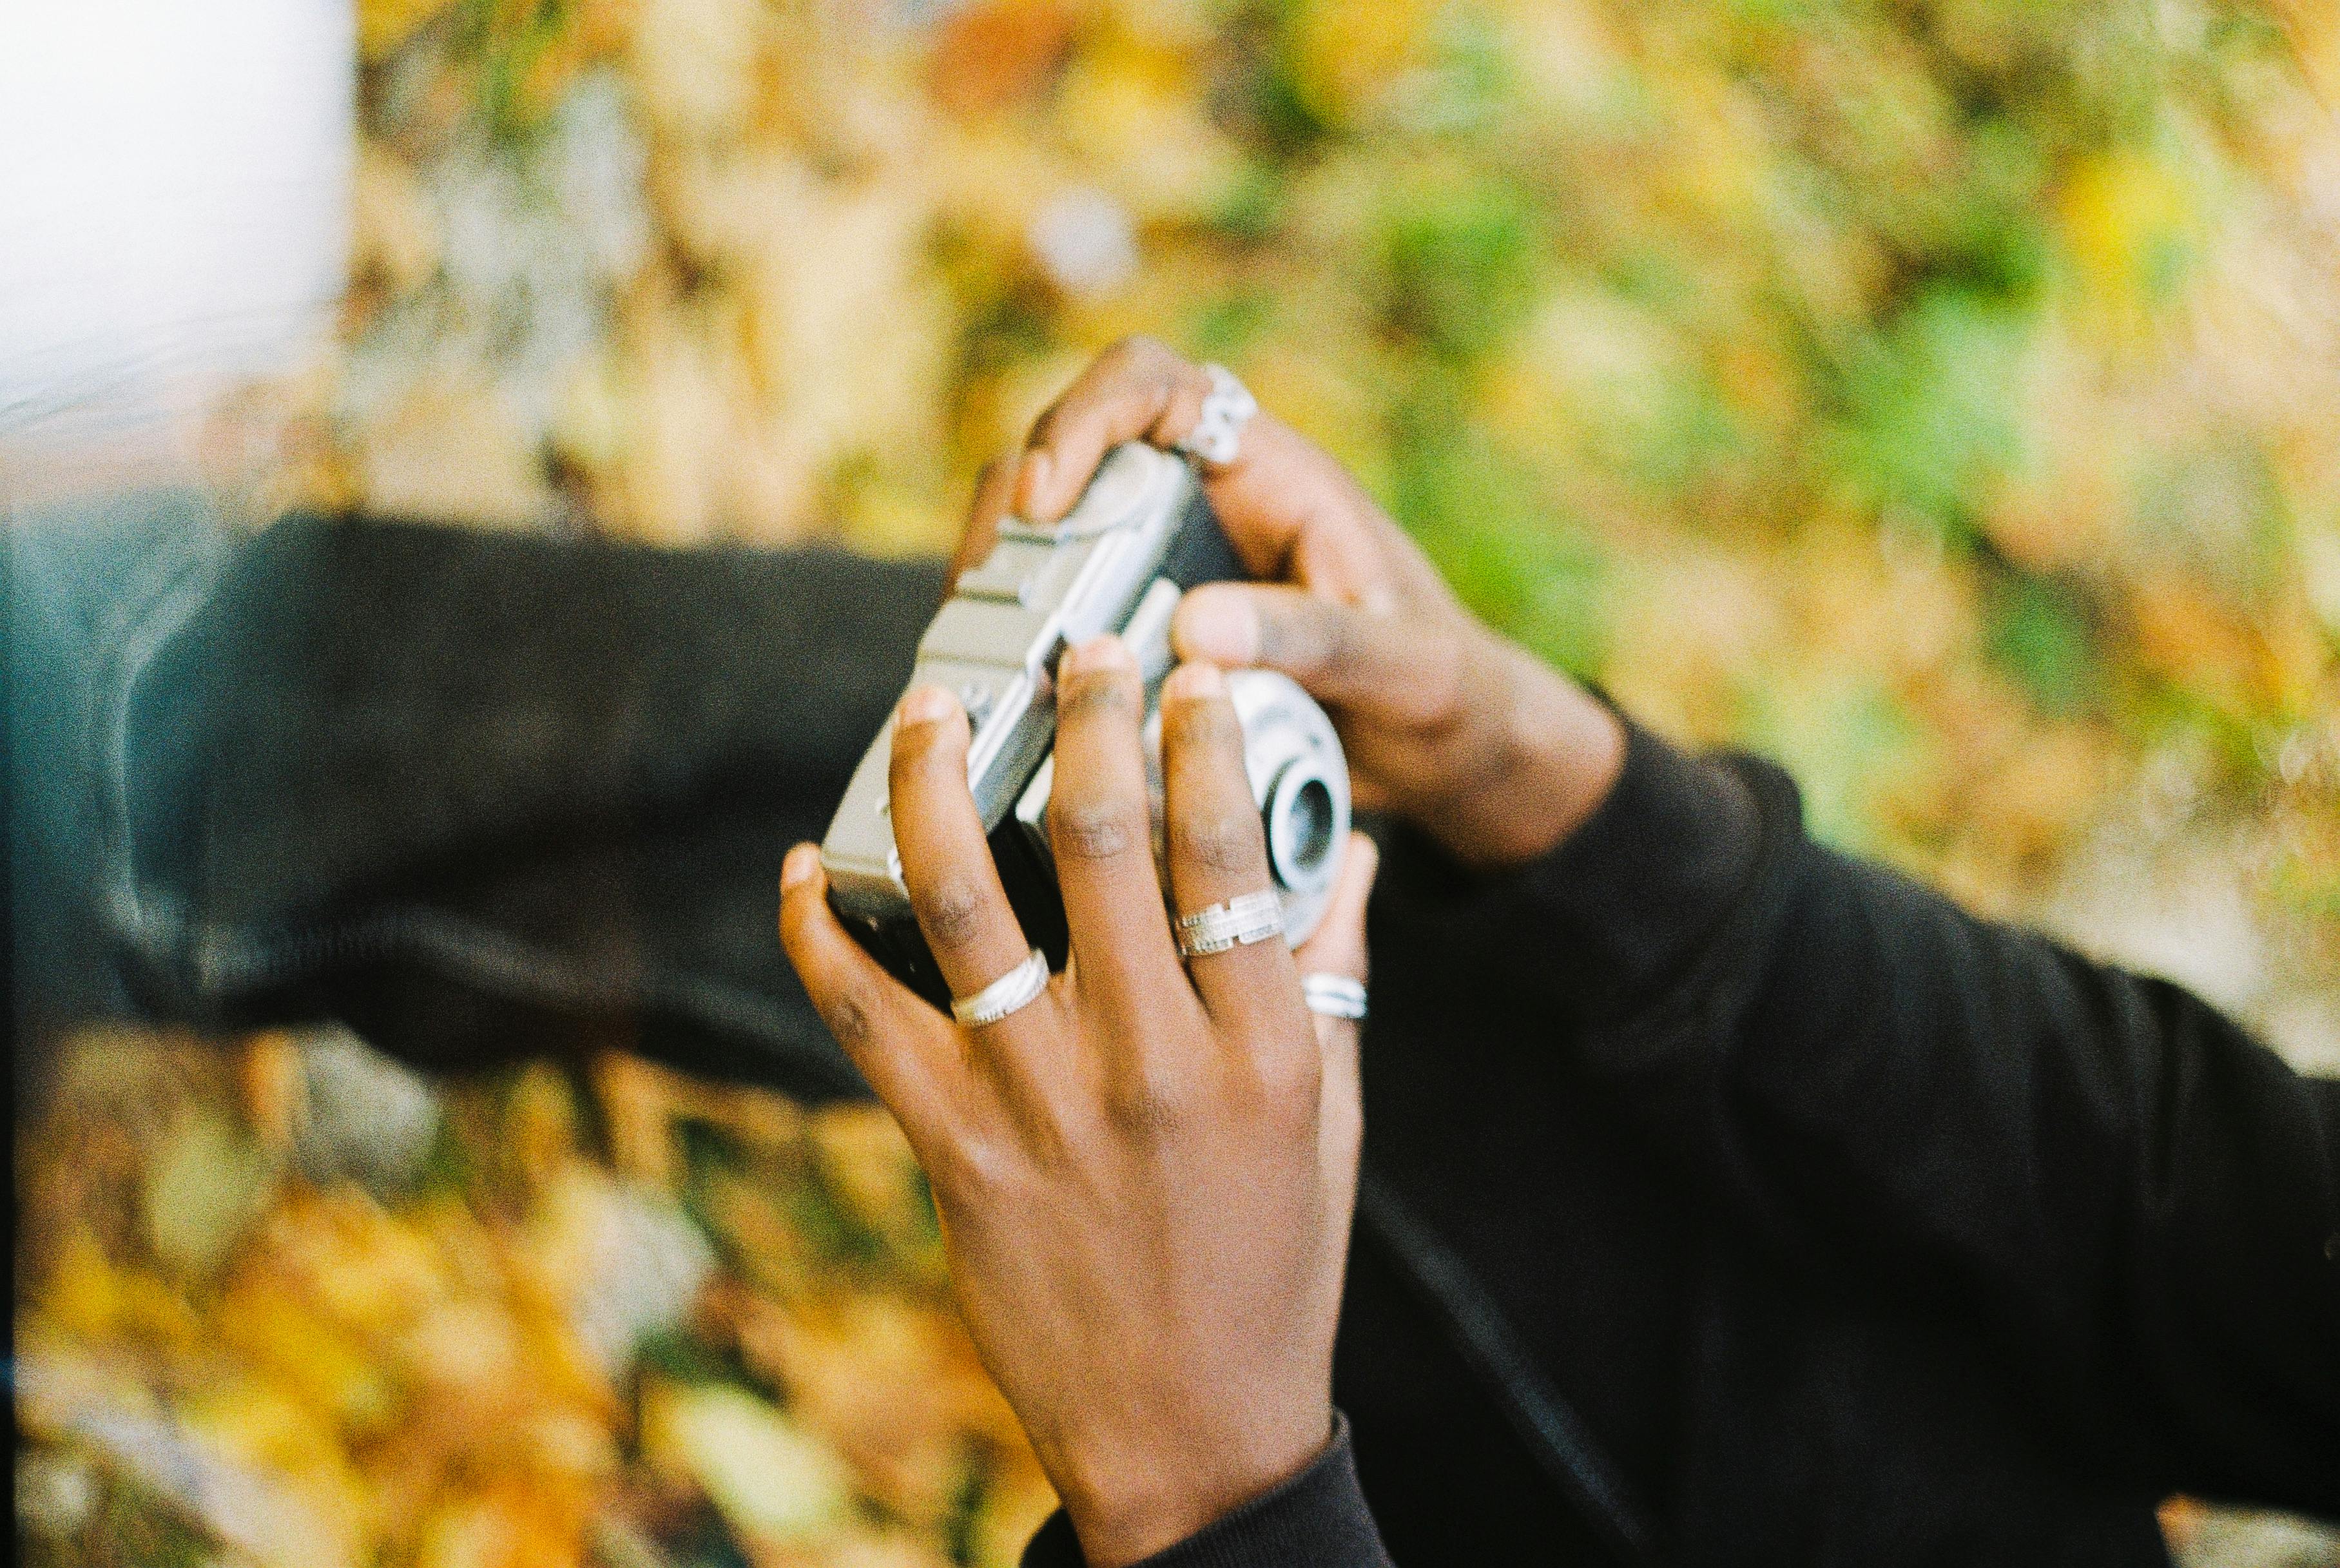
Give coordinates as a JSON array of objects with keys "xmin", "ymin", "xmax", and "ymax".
[
  {"xmin": 955, "ymin": 337, "xmax": 1625, "ymax": 872},
  {"xmin": 779, "ymin": 635, "xmax": 1380, "ymax": 1568}
]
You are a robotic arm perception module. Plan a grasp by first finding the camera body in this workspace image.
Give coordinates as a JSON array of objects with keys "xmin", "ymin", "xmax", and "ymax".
[{"xmin": 820, "ymin": 443, "xmax": 1349, "ymax": 1008}]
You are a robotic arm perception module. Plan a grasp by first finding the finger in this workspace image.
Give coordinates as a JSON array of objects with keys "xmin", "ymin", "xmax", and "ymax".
[
  {"xmin": 1293, "ymin": 834, "xmax": 1377, "ymax": 1257},
  {"xmin": 947, "ymin": 456, "xmax": 1020, "ymax": 593},
  {"xmin": 887, "ymin": 686, "xmax": 1041, "ymax": 1016},
  {"xmin": 1291, "ymin": 831, "xmax": 1377, "ymax": 988},
  {"xmin": 1189, "ymin": 409, "xmax": 1411, "ymax": 597},
  {"xmin": 1020, "ymin": 344, "xmax": 1444, "ymax": 623},
  {"xmin": 1049, "ymin": 635, "xmax": 1190, "ymax": 1025},
  {"xmin": 1016, "ymin": 336, "xmax": 1213, "ymax": 522},
  {"xmin": 1158, "ymin": 661, "xmax": 1301, "ymax": 1028},
  {"xmin": 1173, "ymin": 583, "xmax": 1465, "ymax": 728},
  {"xmin": 779, "ymin": 844, "xmax": 959, "ymax": 1139}
]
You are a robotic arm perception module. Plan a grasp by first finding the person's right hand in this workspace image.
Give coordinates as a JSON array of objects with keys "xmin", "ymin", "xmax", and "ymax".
[{"xmin": 955, "ymin": 338, "xmax": 1627, "ymax": 872}]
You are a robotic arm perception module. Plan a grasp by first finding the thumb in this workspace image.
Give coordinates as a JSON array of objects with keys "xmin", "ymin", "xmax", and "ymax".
[
  {"xmin": 1173, "ymin": 584, "xmax": 1463, "ymax": 729},
  {"xmin": 945, "ymin": 456, "xmax": 1021, "ymax": 593}
]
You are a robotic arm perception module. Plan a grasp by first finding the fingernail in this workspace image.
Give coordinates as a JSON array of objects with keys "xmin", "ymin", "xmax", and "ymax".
[
  {"xmin": 898, "ymin": 684, "xmax": 957, "ymax": 727},
  {"xmin": 1163, "ymin": 660, "xmax": 1226, "ymax": 702},
  {"xmin": 1175, "ymin": 590, "xmax": 1259, "ymax": 664},
  {"xmin": 781, "ymin": 843, "xmax": 821, "ymax": 892},
  {"xmin": 1065, "ymin": 634, "xmax": 1130, "ymax": 679}
]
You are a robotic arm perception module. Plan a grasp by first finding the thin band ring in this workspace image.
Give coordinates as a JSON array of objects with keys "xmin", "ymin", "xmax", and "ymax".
[
  {"xmin": 1174, "ymin": 363, "xmax": 1259, "ymax": 469},
  {"xmin": 1176, "ymin": 890, "xmax": 1284, "ymax": 958},
  {"xmin": 1302, "ymin": 973, "xmax": 1369, "ymax": 1021},
  {"xmin": 951, "ymin": 947, "xmax": 1050, "ymax": 1028}
]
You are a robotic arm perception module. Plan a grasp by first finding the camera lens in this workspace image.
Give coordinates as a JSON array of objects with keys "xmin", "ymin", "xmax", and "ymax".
[{"xmin": 1268, "ymin": 765, "xmax": 1337, "ymax": 889}]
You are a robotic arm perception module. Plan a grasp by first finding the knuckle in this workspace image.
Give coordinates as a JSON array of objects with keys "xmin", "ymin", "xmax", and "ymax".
[
  {"xmin": 1172, "ymin": 811, "xmax": 1261, "ymax": 873},
  {"xmin": 1058, "ymin": 672, "xmax": 1136, "ymax": 725},
  {"xmin": 1053, "ymin": 800, "xmax": 1146, "ymax": 862},
  {"xmin": 1103, "ymin": 333, "xmax": 1163, "ymax": 371},
  {"xmin": 1260, "ymin": 1036, "xmax": 1324, "ymax": 1110},
  {"xmin": 1428, "ymin": 637, "xmax": 1471, "ymax": 723},
  {"xmin": 1322, "ymin": 608, "xmax": 1368, "ymax": 673},
  {"xmin": 1406, "ymin": 634, "xmax": 1475, "ymax": 737},
  {"xmin": 1259, "ymin": 603, "xmax": 1345, "ymax": 675},
  {"xmin": 818, "ymin": 981, "xmax": 885, "ymax": 1052},
  {"xmin": 926, "ymin": 1130, "xmax": 1010, "ymax": 1199},
  {"xmin": 1165, "ymin": 694, "xmax": 1240, "ymax": 753},
  {"xmin": 1105, "ymin": 1066, "xmax": 1201, "ymax": 1137},
  {"xmin": 912, "ymin": 875, "xmax": 991, "ymax": 949}
]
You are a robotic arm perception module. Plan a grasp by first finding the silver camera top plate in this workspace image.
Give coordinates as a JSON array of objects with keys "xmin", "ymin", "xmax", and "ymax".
[{"xmin": 820, "ymin": 443, "xmax": 1201, "ymax": 925}]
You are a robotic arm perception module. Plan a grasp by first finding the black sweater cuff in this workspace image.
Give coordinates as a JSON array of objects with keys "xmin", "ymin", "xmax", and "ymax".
[
  {"xmin": 1377, "ymin": 717, "xmax": 1775, "ymax": 1029},
  {"xmin": 1020, "ymin": 1415, "xmax": 1393, "ymax": 1568}
]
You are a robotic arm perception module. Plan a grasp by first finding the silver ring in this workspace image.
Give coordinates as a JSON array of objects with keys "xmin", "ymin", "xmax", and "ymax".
[
  {"xmin": 1302, "ymin": 973, "xmax": 1368, "ymax": 1021},
  {"xmin": 1174, "ymin": 363, "xmax": 1259, "ymax": 468},
  {"xmin": 1175, "ymin": 889, "xmax": 1284, "ymax": 957},
  {"xmin": 950, "ymin": 947, "xmax": 1050, "ymax": 1027}
]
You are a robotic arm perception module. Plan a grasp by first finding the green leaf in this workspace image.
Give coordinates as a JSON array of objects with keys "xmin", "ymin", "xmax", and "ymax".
[
  {"xmin": 1382, "ymin": 173, "xmax": 1545, "ymax": 361},
  {"xmin": 1827, "ymin": 287, "xmax": 2035, "ymax": 537},
  {"xmin": 1986, "ymin": 573, "xmax": 2100, "ymax": 717}
]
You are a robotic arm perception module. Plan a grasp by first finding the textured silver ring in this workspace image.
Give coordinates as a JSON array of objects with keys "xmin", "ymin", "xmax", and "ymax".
[
  {"xmin": 1174, "ymin": 363, "xmax": 1259, "ymax": 468},
  {"xmin": 951, "ymin": 947, "xmax": 1050, "ymax": 1027},
  {"xmin": 1175, "ymin": 889, "xmax": 1284, "ymax": 957},
  {"xmin": 1302, "ymin": 973, "xmax": 1369, "ymax": 1021}
]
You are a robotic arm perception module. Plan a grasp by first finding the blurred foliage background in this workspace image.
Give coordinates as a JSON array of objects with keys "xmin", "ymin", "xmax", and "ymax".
[{"xmin": 16, "ymin": 1, "xmax": 2340, "ymax": 1565}]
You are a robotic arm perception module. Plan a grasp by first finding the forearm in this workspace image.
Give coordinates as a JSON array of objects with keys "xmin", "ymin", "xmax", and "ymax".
[
  {"xmin": 1394, "ymin": 717, "xmax": 2340, "ymax": 1506},
  {"xmin": 1688, "ymin": 833, "xmax": 2340, "ymax": 1505}
]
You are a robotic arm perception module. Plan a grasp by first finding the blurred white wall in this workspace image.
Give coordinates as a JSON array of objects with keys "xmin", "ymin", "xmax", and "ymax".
[{"xmin": 0, "ymin": 0, "xmax": 353, "ymax": 469}]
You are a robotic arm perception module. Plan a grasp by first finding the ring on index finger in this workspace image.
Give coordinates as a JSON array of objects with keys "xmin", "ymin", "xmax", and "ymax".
[
  {"xmin": 1175, "ymin": 889, "xmax": 1284, "ymax": 958},
  {"xmin": 1172, "ymin": 363, "xmax": 1259, "ymax": 469}
]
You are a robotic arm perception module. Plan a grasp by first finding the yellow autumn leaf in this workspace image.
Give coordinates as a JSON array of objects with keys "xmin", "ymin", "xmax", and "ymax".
[
  {"xmin": 358, "ymin": 0, "xmax": 459, "ymax": 63},
  {"xmin": 1284, "ymin": 0, "xmax": 1435, "ymax": 128},
  {"xmin": 641, "ymin": 1380, "xmax": 854, "ymax": 1547},
  {"xmin": 2059, "ymin": 152, "xmax": 2201, "ymax": 335}
]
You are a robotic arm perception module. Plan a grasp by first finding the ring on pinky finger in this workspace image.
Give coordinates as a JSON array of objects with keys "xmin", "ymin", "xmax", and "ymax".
[{"xmin": 1301, "ymin": 973, "xmax": 1368, "ymax": 1021}]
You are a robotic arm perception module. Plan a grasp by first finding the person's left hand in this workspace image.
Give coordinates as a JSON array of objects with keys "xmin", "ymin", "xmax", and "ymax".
[{"xmin": 779, "ymin": 634, "xmax": 1378, "ymax": 1568}]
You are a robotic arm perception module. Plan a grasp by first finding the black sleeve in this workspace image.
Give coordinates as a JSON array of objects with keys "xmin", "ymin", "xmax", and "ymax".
[
  {"xmin": 1021, "ymin": 1415, "xmax": 1395, "ymax": 1568},
  {"xmin": 17, "ymin": 498, "xmax": 944, "ymax": 1098},
  {"xmin": 1412, "ymin": 719, "xmax": 2340, "ymax": 1514}
]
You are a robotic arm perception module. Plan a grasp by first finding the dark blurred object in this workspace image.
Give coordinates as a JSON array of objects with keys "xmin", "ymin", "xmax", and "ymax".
[{"xmin": 9, "ymin": 490, "xmax": 943, "ymax": 1105}]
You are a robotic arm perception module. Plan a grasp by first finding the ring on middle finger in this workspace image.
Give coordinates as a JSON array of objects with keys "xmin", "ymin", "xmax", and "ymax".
[{"xmin": 1175, "ymin": 890, "xmax": 1284, "ymax": 958}]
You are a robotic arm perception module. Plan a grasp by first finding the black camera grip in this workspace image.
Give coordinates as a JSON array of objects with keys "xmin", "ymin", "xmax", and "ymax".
[{"xmin": 1157, "ymin": 485, "xmax": 1246, "ymax": 592}]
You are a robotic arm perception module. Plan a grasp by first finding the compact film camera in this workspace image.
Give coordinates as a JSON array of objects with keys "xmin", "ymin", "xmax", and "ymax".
[{"xmin": 820, "ymin": 443, "xmax": 1351, "ymax": 1008}]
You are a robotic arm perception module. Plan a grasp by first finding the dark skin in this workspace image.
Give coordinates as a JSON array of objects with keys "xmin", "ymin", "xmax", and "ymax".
[{"xmin": 782, "ymin": 338, "xmax": 1626, "ymax": 1565}]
